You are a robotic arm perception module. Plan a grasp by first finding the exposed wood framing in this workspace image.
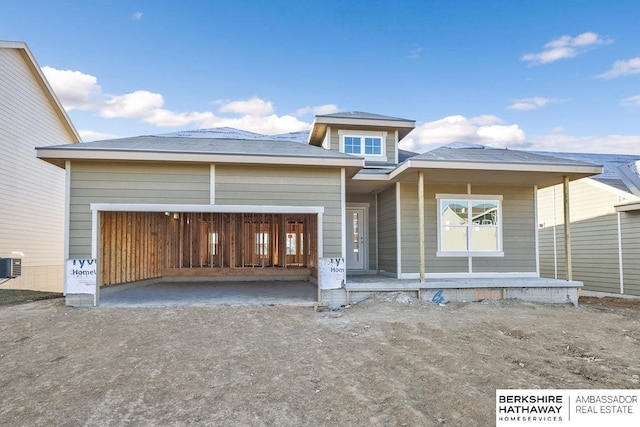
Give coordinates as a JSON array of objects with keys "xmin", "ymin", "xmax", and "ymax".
[{"xmin": 99, "ymin": 211, "xmax": 317, "ymax": 286}]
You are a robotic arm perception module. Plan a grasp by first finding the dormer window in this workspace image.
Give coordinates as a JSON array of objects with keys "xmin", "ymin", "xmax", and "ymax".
[{"xmin": 339, "ymin": 130, "xmax": 386, "ymax": 159}]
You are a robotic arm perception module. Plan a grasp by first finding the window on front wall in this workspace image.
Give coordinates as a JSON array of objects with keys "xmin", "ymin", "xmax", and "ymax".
[
  {"xmin": 340, "ymin": 131, "xmax": 386, "ymax": 158},
  {"xmin": 437, "ymin": 195, "xmax": 503, "ymax": 256}
]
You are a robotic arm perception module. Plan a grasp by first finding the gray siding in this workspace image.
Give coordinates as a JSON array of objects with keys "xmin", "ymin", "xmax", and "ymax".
[
  {"xmin": 538, "ymin": 180, "xmax": 639, "ymax": 294},
  {"xmin": 69, "ymin": 162, "xmax": 210, "ymax": 258},
  {"xmin": 400, "ymin": 183, "xmax": 536, "ymax": 275},
  {"xmin": 215, "ymin": 165, "xmax": 343, "ymax": 258},
  {"xmin": 621, "ymin": 211, "xmax": 640, "ymax": 296},
  {"xmin": 0, "ymin": 47, "xmax": 76, "ymax": 291},
  {"xmin": 377, "ymin": 185, "xmax": 397, "ymax": 273}
]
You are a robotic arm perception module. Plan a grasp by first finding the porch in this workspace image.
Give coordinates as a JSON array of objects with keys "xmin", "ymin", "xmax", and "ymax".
[{"xmin": 342, "ymin": 274, "xmax": 583, "ymax": 307}]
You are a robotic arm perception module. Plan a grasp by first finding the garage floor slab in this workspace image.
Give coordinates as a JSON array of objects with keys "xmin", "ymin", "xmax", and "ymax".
[{"xmin": 99, "ymin": 280, "xmax": 317, "ymax": 307}]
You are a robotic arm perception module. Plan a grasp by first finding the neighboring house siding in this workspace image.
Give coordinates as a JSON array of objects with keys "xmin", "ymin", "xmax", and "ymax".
[
  {"xmin": 329, "ymin": 126, "xmax": 398, "ymax": 164},
  {"xmin": 0, "ymin": 48, "xmax": 74, "ymax": 292},
  {"xmin": 215, "ymin": 165, "xmax": 342, "ymax": 258},
  {"xmin": 539, "ymin": 179, "xmax": 639, "ymax": 294},
  {"xmin": 400, "ymin": 183, "xmax": 536, "ymax": 275},
  {"xmin": 69, "ymin": 162, "xmax": 210, "ymax": 258},
  {"xmin": 620, "ymin": 211, "xmax": 640, "ymax": 296},
  {"xmin": 377, "ymin": 185, "xmax": 397, "ymax": 273}
]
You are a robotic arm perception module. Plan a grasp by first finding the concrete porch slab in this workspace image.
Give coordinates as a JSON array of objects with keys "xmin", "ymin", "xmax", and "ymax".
[{"xmin": 99, "ymin": 280, "xmax": 317, "ymax": 307}]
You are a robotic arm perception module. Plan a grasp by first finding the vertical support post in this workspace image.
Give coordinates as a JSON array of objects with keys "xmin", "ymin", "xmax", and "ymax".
[
  {"xmin": 563, "ymin": 176, "xmax": 572, "ymax": 281},
  {"xmin": 418, "ymin": 171, "xmax": 425, "ymax": 282}
]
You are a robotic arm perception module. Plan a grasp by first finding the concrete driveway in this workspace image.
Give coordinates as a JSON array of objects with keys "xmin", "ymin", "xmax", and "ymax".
[{"xmin": 99, "ymin": 280, "xmax": 317, "ymax": 307}]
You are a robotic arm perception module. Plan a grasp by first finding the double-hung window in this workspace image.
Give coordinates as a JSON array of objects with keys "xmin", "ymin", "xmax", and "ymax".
[
  {"xmin": 339, "ymin": 130, "xmax": 386, "ymax": 160},
  {"xmin": 436, "ymin": 194, "xmax": 503, "ymax": 257}
]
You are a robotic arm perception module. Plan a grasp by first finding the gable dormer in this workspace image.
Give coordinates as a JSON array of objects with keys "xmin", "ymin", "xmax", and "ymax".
[{"xmin": 308, "ymin": 111, "xmax": 415, "ymax": 165}]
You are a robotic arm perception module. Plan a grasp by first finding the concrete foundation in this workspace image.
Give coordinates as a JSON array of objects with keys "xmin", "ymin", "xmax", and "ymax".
[{"xmin": 66, "ymin": 293, "xmax": 96, "ymax": 307}]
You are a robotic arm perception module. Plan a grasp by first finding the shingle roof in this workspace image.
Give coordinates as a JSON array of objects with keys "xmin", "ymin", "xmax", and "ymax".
[
  {"xmin": 43, "ymin": 135, "xmax": 360, "ymax": 160},
  {"xmin": 158, "ymin": 128, "xmax": 311, "ymax": 144},
  {"xmin": 414, "ymin": 143, "xmax": 599, "ymax": 167},
  {"xmin": 533, "ymin": 151, "xmax": 640, "ymax": 194},
  {"xmin": 316, "ymin": 111, "xmax": 413, "ymax": 122}
]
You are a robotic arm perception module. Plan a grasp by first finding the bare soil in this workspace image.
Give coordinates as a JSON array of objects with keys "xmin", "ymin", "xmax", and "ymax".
[{"xmin": 0, "ymin": 294, "xmax": 638, "ymax": 426}]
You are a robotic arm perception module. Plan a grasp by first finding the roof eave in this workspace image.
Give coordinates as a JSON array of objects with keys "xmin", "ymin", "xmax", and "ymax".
[{"xmin": 36, "ymin": 147, "xmax": 365, "ymax": 172}]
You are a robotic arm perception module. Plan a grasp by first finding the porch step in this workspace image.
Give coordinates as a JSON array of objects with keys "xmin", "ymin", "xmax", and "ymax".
[{"xmin": 345, "ymin": 288, "xmax": 421, "ymax": 305}]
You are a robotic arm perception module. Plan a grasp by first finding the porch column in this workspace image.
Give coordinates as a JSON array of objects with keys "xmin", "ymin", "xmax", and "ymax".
[
  {"xmin": 563, "ymin": 176, "xmax": 573, "ymax": 281},
  {"xmin": 418, "ymin": 171, "xmax": 425, "ymax": 282}
]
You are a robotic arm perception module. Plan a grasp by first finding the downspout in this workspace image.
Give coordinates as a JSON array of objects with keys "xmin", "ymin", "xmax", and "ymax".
[
  {"xmin": 617, "ymin": 196, "xmax": 624, "ymax": 294},
  {"xmin": 418, "ymin": 171, "xmax": 425, "ymax": 282},
  {"xmin": 563, "ymin": 176, "xmax": 572, "ymax": 281}
]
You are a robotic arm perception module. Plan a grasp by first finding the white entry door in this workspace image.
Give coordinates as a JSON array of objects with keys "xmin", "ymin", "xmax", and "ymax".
[{"xmin": 346, "ymin": 207, "xmax": 366, "ymax": 270}]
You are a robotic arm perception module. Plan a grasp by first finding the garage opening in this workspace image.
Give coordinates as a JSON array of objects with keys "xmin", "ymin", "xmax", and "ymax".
[{"xmin": 99, "ymin": 212, "xmax": 318, "ymax": 287}]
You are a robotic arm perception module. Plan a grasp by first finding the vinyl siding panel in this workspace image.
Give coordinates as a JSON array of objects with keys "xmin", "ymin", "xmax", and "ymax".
[
  {"xmin": 69, "ymin": 162, "xmax": 210, "ymax": 258},
  {"xmin": 538, "ymin": 180, "xmax": 637, "ymax": 294},
  {"xmin": 0, "ymin": 47, "xmax": 76, "ymax": 291},
  {"xmin": 620, "ymin": 211, "xmax": 640, "ymax": 296},
  {"xmin": 377, "ymin": 185, "xmax": 397, "ymax": 273},
  {"xmin": 215, "ymin": 165, "xmax": 342, "ymax": 258}
]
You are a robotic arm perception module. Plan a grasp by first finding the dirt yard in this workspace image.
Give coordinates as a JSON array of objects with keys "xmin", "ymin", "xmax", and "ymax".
[{"xmin": 0, "ymin": 294, "xmax": 638, "ymax": 426}]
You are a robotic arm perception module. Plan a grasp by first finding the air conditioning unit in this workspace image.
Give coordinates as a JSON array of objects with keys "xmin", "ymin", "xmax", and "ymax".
[{"xmin": 0, "ymin": 258, "xmax": 21, "ymax": 278}]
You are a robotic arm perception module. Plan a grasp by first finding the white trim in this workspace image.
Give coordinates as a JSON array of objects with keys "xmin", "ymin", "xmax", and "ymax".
[
  {"xmin": 341, "ymin": 168, "xmax": 346, "ymax": 260},
  {"xmin": 396, "ymin": 182, "xmax": 402, "ymax": 276},
  {"xmin": 398, "ymin": 158, "xmax": 602, "ymax": 176},
  {"xmin": 89, "ymin": 203, "xmax": 325, "ymax": 214},
  {"xmin": 534, "ymin": 185, "xmax": 540, "ymax": 277},
  {"xmin": 214, "ymin": 164, "xmax": 216, "ymax": 205},
  {"xmin": 91, "ymin": 210, "xmax": 98, "ymax": 259},
  {"xmin": 437, "ymin": 251, "xmax": 505, "ymax": 258},
  {"xmin": 37, "ymin": 148, "xmax": 364, "ymax": 169},
  {"xmin": 552, "ymin": 186, "xmax": 558, "ymax": 279},
  {"xmin": 468, "ymin": 256, "xmax": 473, "ymax": 273},
  {"xmin": 338, "ymin": 130, "xmax": 387, "ymax": 161},
  {"xmin": 615, "ymin": 201, "xmax": 640, "ymax": 212},
  {"xmin": 63, "ymin": 161, "xmax": 71, "ymax": 295},
  {"xmin": 435, "ymin": 194, "xmax": 504, "ymax": 257},
  {"xmin": 375, "ymin": 192, "xmax": 379, "ymax": 271},
  {"xmin": 436, "ymin": 193, "xmax": 503, "ymax": 201},
  {"xmin": 394, "ymin": 130, "xmax": 399, "ymax": 164},
  {"xmin": 64, "ymin": 161, "xmax": 71, "ymax": 260},
  {"xmin": 317, "ymin": 213, "xmax": 324, "ymax": 258},
  {"xmin": 323, "ymin": 126, "xmax": 331, "ymax": 150},
  {"xmin": 617, "ymin": 210, "xmax": 624, "ymax": 294},
  {"xmin": 399, "ymin": 272, "xmax": 539, "ymax": 280}
]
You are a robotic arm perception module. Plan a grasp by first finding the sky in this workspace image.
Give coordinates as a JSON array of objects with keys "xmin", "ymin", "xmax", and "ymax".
[{"xmin": 2, "ymin": 0, "xmax": 640, "ymax": 154}]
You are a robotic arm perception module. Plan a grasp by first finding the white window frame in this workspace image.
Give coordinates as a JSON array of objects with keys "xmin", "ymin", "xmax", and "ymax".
[
  {"xmin": 436, "ymin": 194, "xmax": 504, "ymax": 257},
  {"xmin": 338, "ymin": 130, "xmax": 387, "ymax": 160}
]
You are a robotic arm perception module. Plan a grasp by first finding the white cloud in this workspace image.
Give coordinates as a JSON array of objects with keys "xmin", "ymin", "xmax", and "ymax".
[
  {"xmin": 507, "ymin": 97, "xmax": 556, "ymax": 111},
  {"xmin": 217, "ymin": 96, "xmax": 274, "ymax": 116},
  {"xmin": 79, "ymin": 130, "xmax": 120, "ymax": 141},
  {"xmin": 550, "ymin": 126, "xmax": 566, "ymax": 133},
  {"xmin": 621, "ymin": 94, "xmax": 640, "ymax": 107},
  {"xmin": 42, "ymin": 66, "xmax": 311, "ymax": 134},
  {"xmin": 295, "ymin": 104, "xmax": 340, "ymax": 117},
  {"xmin": 521, "ymin": 32, "xmax": 613, "ymax": 65},
  {"xmin": 399, "ymin": 115, "xmax": 526, "ymax": 152},
  {"xmin": 41, "ymin": 66, "xmax": 102, "ymax": 111},
  {"xmin": 132, "ymin": 11, "xmax": 143, "ymax": 20},
  {"xmin": 408, "ymin": 46, "xmax": 423, "ymax": 59},
  {"xmin": 597, "ymin": 57, "xmax": 640, "ymax": 79}
]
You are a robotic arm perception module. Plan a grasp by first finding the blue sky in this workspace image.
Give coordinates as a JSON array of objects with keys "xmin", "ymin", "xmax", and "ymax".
[{"xmin": 2, "ymin": 0, "xmax": 640, "ymax": 153}]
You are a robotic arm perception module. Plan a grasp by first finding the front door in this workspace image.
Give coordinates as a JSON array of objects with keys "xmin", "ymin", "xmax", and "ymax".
[{"xmin": 346, "ymin": 207, "xmax": 366, "ymax": 270}]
